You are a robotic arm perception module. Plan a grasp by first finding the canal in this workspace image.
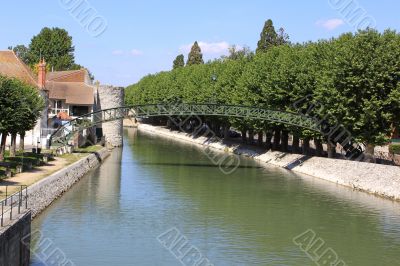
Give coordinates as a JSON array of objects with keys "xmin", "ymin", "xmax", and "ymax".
[{"xmin": 31, "ymin": 128, "xmax": 400, "ymax": 265}]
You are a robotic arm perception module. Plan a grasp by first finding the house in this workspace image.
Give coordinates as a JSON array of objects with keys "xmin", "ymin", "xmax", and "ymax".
[
  {"xmin": 45, "ymin": 69, "xmax": 94, "ymax": 119},
  {"xmin": 0, "ymin": 50, "xmax": 96, "ymax": 148}
]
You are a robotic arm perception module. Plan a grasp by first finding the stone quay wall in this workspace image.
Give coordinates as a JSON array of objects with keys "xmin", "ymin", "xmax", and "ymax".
[
  {"xmin": 28, "ymin": 148, "xmax": 110, "ymax": 218},
  {"xmin": 0, "ymin": 212, "xmax": 31, "ymax": 266}
]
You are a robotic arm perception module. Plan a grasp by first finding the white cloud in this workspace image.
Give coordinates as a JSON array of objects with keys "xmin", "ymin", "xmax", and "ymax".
[
  {"xmin": 130, "ymin": 49, "xmax": 143, "ymax": 56},
  {"xmin": 179, "ymin": 41, "xmax": 232, "ymax": 56},
  {"xmin": 112, "ymin": 49, "xmax": 143, "ymax": 56},
  {"xmin": 316, "ymin": 19, "xmax": 345, "ymax": 30}
]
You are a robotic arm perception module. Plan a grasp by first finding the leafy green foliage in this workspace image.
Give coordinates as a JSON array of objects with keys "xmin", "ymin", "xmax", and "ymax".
[
  {"xmin": 27, "ymin": 27, "xmax": 76, "ymax": 71},
  {"xmin": 126, "ymin": 29, "xmax": 400, "ymax": 148},
  {"xmin": 389, "ymin": 144, "xmax": 400, "ymax": 154},
  {"xmin": 0, "ymin": 76, "xmax": 44, "ymax": 160},
  {"xmin": 9, "ymin": 27, "xmax": 93, "ymax": 73},
  {"xmin": 222, "ymin": 46, "xmax": 254, "ymax": 61}
]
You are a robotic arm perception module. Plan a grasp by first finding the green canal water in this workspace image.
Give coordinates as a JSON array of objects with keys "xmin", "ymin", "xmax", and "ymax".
[{"xmin": 31, "ymin": 129, "xmax": 400, "ymax": 265}]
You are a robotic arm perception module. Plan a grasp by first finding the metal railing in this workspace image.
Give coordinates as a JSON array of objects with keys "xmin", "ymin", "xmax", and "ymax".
[
  {"xmin": 0, "ymin": 185, "xmax": 28, "ymax": 227},
  {"xmin": 49, "ymin": 103, "xmax": 322, "ymax": 146},
  {"xmin": 48, "ymin": 103, "xmax": 366, "ymax": 158}
]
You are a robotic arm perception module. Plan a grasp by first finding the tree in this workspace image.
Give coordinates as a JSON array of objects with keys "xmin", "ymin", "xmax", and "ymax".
[
  {"xmin": 27, "ymin": 27, "xmax": 76, "ymax": 71},
  {"xmin": 17, "ymin": 84, "xmax": 45, "ymax": 152},
  {"xmin": 256, "ymin": 19, "xmax": 278, "ymax": 53},
  {"xmin": 125, "ymin": 28, "xmax": 400, "ymax": 161},
  {"xmin": 314, "ymin": 29, "xmax": 400, "ymax": 155},
  {"xmin": 8, "ymin": 45, "xmax": 30, "ymax": 64},
  {"xmin": 187, "ymin": 41, "xmax": 204, "ymax": 66},
  {"xmin": 222, "ymin": 45, "xmax": 254, "ymax": 61},
  {"xmin": 0, "ymin": 76, "xmax": 44, "ymax": 160},
  {"xmin": 277, "ymin": 27, "xmax": 290, "ymax": 45},
  {"xmin": 9, "ymin": 28, "xmax": 94, "ymax": 74},
  {"xmin": 173, "ymin": 54, "xmax": 185, "ymax": 69},
  {"xmin": 256, "ymin": 20, "xmax": 289, "ymax": 53}
]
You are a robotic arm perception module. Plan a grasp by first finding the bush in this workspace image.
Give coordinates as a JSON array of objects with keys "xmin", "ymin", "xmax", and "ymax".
[{"xmin": 389, "ymin": 144, "xmax": 400, "ymax": 155}]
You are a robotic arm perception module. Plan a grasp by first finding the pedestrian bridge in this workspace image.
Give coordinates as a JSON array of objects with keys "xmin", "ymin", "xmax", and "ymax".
[{"xmin": 49, "ymin": 103, "xmax": 364, "ymax": 158}]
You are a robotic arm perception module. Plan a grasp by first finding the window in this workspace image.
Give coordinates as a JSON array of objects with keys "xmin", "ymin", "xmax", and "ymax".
[
  {"xmin": 71, "ymin": 106, "xmax": 89, "ymax": 117},
  {"xmin": 54, "ymin": 100, "xmax": 62, "ymax": 109}
]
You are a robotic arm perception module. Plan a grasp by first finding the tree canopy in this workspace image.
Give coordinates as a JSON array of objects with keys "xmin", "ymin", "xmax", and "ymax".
[
  {"xmin": 0, "ymin": 76, "xmax": 44, "ymax": 160},
  {"xmin": 28, "ymin": 27, "xmax": 76, "ymax": 71},
  {"xmin": 126, "ymin": 28, "xmax": 400, "ymax": 158},
  {"xmin": 9, "ymin": 27, "xmax": 89, "ymax": 73}
]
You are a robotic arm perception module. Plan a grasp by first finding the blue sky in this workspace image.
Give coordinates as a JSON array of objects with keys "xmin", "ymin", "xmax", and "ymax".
[{"xmin": 1, "ymin": 0, "xmax": 399, "ymax": 87}]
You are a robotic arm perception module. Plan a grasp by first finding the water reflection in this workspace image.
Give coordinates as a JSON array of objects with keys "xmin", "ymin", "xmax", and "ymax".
[{"xmin": 31, "ymin": 128, "xmax": 400, "ymax": 266}]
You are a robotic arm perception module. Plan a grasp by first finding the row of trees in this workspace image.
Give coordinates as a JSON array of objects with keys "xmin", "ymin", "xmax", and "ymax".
[
  {"xmin": 0, "ymin": 76, "xmax": 44, "ymax": 161},
  {"xmin": 126, "ymin": 22, "xmax": 400, "ymax": 158}
]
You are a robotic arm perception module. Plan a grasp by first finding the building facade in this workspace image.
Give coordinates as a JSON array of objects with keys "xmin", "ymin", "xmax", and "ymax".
[
  {"xmin": 46, "ymin": 69, "xmax": 94, "ymax": 119},
  {"xmin": 0, "ymin": 50, "xmax": 95, "ymax": 148}
]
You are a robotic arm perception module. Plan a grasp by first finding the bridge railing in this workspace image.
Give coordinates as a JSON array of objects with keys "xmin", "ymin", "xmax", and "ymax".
[
  {"xmin": 0, "ymin": 185, "xmax": 28, "ymax": 227},
  {"xmin": 47, "ymin": 103, "xmax": 365, "ymax": 159}
]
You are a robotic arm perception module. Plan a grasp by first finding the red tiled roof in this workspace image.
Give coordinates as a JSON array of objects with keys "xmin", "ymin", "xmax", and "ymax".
[
  {"xmin": 47, "ymin": 69, "xmax": 87, "ymax": 82},
  {"xmin": 0, "ymin": 50, "xmax": 38, "ymax": 87},
  {"xmin": 47, "ymin": 81, "xmax": 94, "ymax": 105}
]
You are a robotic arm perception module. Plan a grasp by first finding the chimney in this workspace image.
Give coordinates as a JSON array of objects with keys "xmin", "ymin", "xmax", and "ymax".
[{"xmin": 38, "ymin": 58, "xmax": 46, "ymax": 90}]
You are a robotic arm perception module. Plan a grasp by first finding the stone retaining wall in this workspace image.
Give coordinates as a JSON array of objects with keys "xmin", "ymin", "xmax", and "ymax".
[
  {"xmin": 0, "ymin": 212, "xmax": 31, "ymax": 266},
  {"xmin": 28, "ymin": 148, "xmax": 110, "ymax": 218},
  {"xmin": 138, "ymin": 124, "xmax": 400, "ymax": 201}
]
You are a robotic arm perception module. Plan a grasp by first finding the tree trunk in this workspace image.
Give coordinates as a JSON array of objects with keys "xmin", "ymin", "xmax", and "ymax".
[
  {"xmin": 363, "ymin": 143, "xmax": 376, "ymax": 162},
  {"xmin": 0, "ymin": 133, "xmax": 7, "ymax": 162},
  {"xmin": 302, "ymin": 138, "xmax": 310, "ymax": 155},
  {"xmin": 19, "ymin": 132, "xmax": 25, "ymax": 152},
  {"xmin": 315, "ymin": 139, "xmax": 324, "ymax": 157},
  {"xmin": 248, "ymin": 130, "xmax": 254, "ymax": 144},
  {"xmin": 365, "ymin": 144, "xmax": 375, "ymax": 157},
  {"xmin": 217, "ymin": 123, "xmax": 223, "ymax": 138},
  {"xmin": 10, "ymin": 133, "xmax": 17, "ymax": 157},
  {"xmin": 292, "ymin": 135, "xmax": 300, "ymax": 154},
  {"xmin": 212, "ymin": 121, "xmax": 220, "ymax": 137},
  {"xmin": 280, "ymin": 130, "xmax": 289, "ymax": 152},
  {"xmin": 212, "ymin": 122, "xmax": 219, "ymax": 137},
  {"xmin": 223, "ymin": 125, "xmax": 230, "ymax": 140},
  {"xmin": 257, "ymin": 131, "xmax": 263, "ymax": 146},
  {"xmin": 265, "ymin": 131, "xmax": 273, "ymax": 150},
  {"xmin": 241, "ymin": 130, "xmax": 247, "ymax": 143},
  {"xmin": 272, "ymin": 130, "xmax": 281, "ymax": 150},
  {"xmin": 327, "ymin": 142, "xmax": 336, "ymax": 158}
]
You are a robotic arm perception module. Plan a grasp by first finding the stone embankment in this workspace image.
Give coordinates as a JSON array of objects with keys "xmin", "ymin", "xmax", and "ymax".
[
  {"xmin": 0, "ymin": 212, "xmax": 31, "ymax": 266},
  {"xmin": 138, "ymin": 124, "xmax": 400, "ymax": 201},
  {"xmin": 28, "ymin": 148, "xmax": 110, "ymax": 218}
]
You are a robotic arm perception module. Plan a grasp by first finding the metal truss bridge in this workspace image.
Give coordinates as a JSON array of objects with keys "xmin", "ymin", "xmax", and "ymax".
[{"xmin": 49, "ymin": 103, "xmax": 364, "ymax": 158}]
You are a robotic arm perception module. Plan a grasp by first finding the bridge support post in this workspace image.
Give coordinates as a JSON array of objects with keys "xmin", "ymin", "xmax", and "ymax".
[{"xmin": 96, "ymin": 85, "xmax": 124, "ymax": 148}]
